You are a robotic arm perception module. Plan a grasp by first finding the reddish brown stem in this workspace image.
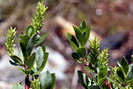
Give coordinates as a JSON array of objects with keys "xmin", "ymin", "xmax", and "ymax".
[{"xmin": 25, "ymin": 76, "xmax": 30, "ymax": 89}]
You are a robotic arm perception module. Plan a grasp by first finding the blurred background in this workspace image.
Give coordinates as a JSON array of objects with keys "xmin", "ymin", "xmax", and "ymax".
[{"xmin": 0, "ymin": 0, "xmax": 133, "ymax": 89}]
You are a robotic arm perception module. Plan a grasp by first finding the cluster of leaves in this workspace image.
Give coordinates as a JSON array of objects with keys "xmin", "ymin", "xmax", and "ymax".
[
  {"xmin": 6, "ymin": 1, "xmax": 55, "ymax": 89},
  {"xmin": 109, "ymin": 58, "xmax": 133, "ymax": 89},
  {"xmin": 67, "ymin": 21, "xmax": 133, "ymax": 89}
]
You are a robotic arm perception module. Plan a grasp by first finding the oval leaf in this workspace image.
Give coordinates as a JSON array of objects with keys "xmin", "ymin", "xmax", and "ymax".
[
  {"xmin": 26, "ymin": 33, "xmax": 37, "ymax": 56},
  {"xmin": 116, "ymin": 67, "xmax": 125, "ymax": 83},
  {"xmin": 35, "ymin": 33, "xmax": 48, "ymax": 45},
  {"xmin": 10, "ymin": 55, "xmax": 22, "ymax": 64},
  {"xmin": 73, "ymin": 26, "xmax": 83, "ymax": 46},
  {"xmin": 25, "ymin": 53, "xmax": 36, "ymax": 68},
  {"xmin": 39, "ymin": 52, "xmax": 49, "ymax": 72},
  {"xmin": 40, "ymin": 71, "xmax": 55, "ymax": 89},
  {"xmin": 66, "ymin": 33, "xmax": 79, "ymax": 51},
  {"xmin": 80, "ymin": 20, "xmax": 86, "ymax": 30},
  {"xmin": 9, "ymin": 60, "xmax": 20, "ymax": 66},
  {"xmin": 83, "ymin": 26, "xmax": 92, "ymax": 46},
  {"xmin": 98, "ymin": 67, "xmax": 108, "ymax": 84},
  {"xmin": 120, "ymin": 58, "xmax": 129, "ymax": 75},
  {"xmin": 25, "ymin": 25, "xmax": 35, "ymax": 36},
  {"xmin": 77, "ymin": 48, "xmax": 86, "ymax": 58},
  {"xmin": 36, "ymin": 47, "xmax": 44, "ymax": 69},
  {"xmin": 78, "ymin": 71, "xmax": 90, "ymax": 89},
  {"xmin": 72, "ymin": 52, "xmax": 80, "ymax": 62}
]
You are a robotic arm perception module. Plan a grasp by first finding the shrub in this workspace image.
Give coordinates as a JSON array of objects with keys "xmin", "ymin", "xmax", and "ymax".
[
  {"xmin": 67, "ymin": 21, "xmax": 133, "ymax": 89},
  {"xmin": 5, "ymin": 0, "xmax": 133, "ymax": 89},
  {"xmin": 5, "ymin": 1, "xmax": 55, "ymax": 89}
]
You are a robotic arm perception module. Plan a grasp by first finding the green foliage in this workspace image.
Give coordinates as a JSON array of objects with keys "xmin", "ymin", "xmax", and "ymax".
[
  {"xmin": 109, "ymin": 58, "xmax": 133, "ymax": 88},
  {"xmin": 67, "ymin": 21, "xmax": 133, "ymax": 89},
  {"xmin": 5, "ymin": 1, "xmax": 55, "ymax": 89},
  {"xmin": 5, "ymin": 1, "xmax": 133, "ymax": 88},
  {"xmin": 78, "ymin": 71, "xmax": 91, "ymax": 89},
  {"xmin": 67, "ymin": 21, "xmax": 109, "ymax": 88}
]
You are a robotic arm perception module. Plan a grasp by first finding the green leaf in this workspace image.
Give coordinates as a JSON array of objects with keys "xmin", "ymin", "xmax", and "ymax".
[
  {"xmin": 83, "ymin": 26, "xmax": 92, "ymax": 46},
  {"xmin": 19, "ymin": 35, "xmax": 30, "ymax": 46},
  {"xmin": 119, "ymin": 58, "xmax": 129, "ymax": 75},
  {"xmin": 51, "ymin": 73, "xmax": 56, "ymax": 89},
  {"xmin": 126, "ymin": 79, "xmax": 133, "ymax": 85},
  {"xmin": 73, "ymin": 26, "xmax": 83, "ymax": 46},
  {"xmin": 39, "ymin": 52, "xmax": 49, "ymax": 72},
  {"xmin": 116, "ymin": 67, "xmax": 125, "ymax": 83},
  {"xmin": 66, "ymin": 33, "xmax": 79, "ymax": 51},
  {"xmin": 12, "ymin": 83, "xmax": 23, "ymax": 89},
  {"xmin": 19, "ymin": 35, "xmax": 30, "ymax": 56},
  {"xmin": 35, "ymin": 33, "xmax": 48, "ymax": 45},
  {"xmin": 127, "ymin": 65, "xmax": 133, "ymax": 79},
  {"xmin": 40, "ymin": 71, "xmax": 55, "ymax": 89},
  {"xmin": 20, "ymin": 43, "xmax": 26, "ymax": 57},
  {"xmin": 84, "ymin": 66, "xmax": 94, "ymax": 72},
  {"xmin": 36, "ymin": 46, "xmax": 48, "ymax": 71},
  {"xmin": 78, "ymin": 71, "xmax": 90, "ymax": 89},
  {"xmin": 88, "ymin": 85, "xmax": 99, "ymax": 89},
  {"xmin": 9, "ymin": 60, "xmax": 20, "ymax": 66},
  {"xmin": 26, "ymin": 33, "xmax": 37, "ymax": 56},
  {"xmin": 98, "ymin": 67, "xmax": 108, "ymax": 85},
  {"xmin": 36, "ymin": 47, "xmax": 44, "ymax": 68},
  {"xmin": 10, "ymin": 55, "xmax": 22, "ymax": 64},
  {"xmin": 72, "ymin": 52, "xmax": 81, "ymax": 63},
  {"xmin": 42, "ymin": 45, "xmax": 46, "ymax": 52},
  {"xmin": 77, "ymin": 48, "xmax": 86, "ymax": 58},
  {"xmin": 100, "ymin": 85, "xmax": 110, "ymax": 89},
  {"xmin": 25, "ymin": 53, "xmax": 36, "ymax": 68},
  {"xmin": 80, "ymin": 20, "xmax": 86, "ymax": 30},
  {"xmin": 24, "ymin": 69, "xmax": 32, "ymax": 75},
  {"xmin": 25, "ymin": 25, "xmax": 35, "ymax": 36}
]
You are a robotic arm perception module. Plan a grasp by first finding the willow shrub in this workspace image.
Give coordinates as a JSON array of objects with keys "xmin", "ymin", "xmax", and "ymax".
[
  {"xmin": 67, "ymin": 21, "xmax": 133, "ymax": 89},
  {"xmin": 5, "ymin": 0, "xmax": 133, "ymax": 89},
  {"xmin": 6, "ymin": 1, "xmax": 55, "ymax": 89}
]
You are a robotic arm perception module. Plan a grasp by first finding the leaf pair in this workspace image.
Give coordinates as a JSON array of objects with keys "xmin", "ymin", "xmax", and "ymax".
[
  {"xmin": 78, "ymin": 71, "xmax": 91, "ymax": 89},
  {"xmin": 73, "ymin": 26, "xmax": 92, "ymax": 47},
  {"xmin": 78, "ymin": 71, "xmax": 100, "ymax": 89},
  {"xmin": 115, "ymin": 58, "xmax": 133, "ymax": 84},
  {"xmin": 67, "ymin": 21, "xmax": 92, "ymax": 51},
  {"xmin": 19, "ymin": 32, "xmax": 48, "ymax": 58}
]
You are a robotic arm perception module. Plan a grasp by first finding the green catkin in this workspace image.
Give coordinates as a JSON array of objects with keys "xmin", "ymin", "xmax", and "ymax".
[{"xmin": 5, "ymin": 27, "xmax": 16, "ymax": 56}]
